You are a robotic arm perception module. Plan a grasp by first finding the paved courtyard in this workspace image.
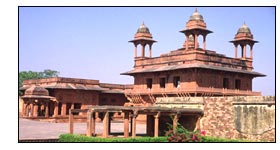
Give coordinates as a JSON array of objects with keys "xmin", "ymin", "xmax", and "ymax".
[{"xmin": 19, "ymin": 118, "xmax": 146, "ymax": 139}]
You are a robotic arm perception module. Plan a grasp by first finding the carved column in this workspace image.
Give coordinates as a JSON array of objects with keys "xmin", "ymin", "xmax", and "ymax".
[
  {"xmin": 33, "ymin": 103, "xmax": 38, "ymax": 117},
  {"xmin": 194, "ymin": 34, "xmax": 198, "ymax": 49},
  {"xmin": 92, "ymin": 111, "xmax": 96, "ymax": 136},
  {"xmin": 154, "ymin": 112, "xmax": 160, "ymax": 137},
  {"xmin": 173, "ymin": 113, "xmax": 180, "ymax": 134},
  {"xmin": 45, "ymin": 101, "xmax": 49, "ymax": 117},
  {"xmin": 69, "ymin": 109, "xmax": 74, "ymax": 134},
  {"xmin": 234, "ymin": 44, "xmax": 238, "ymax": 58},
  {"xmin": 195, "ymin": 116, "xmax": 201, "ymax": 130},
  {"xmin": 132, "ymin": 111, "xmax": 138, "ymax": 138},
  {"xmin": 22, "ymin": 102, "xmax": 27, "ymax": 117},
  {"xmin": 103, "ymin": 111, "xmax": 109, "ymax": 138},
  {"xmin": 53, "ymin": 102, "xmax": 58, "ymax": 117},
  {"xmin": 149, "ymin": 44, "xmax": 152, "ymax": 58},
  {"xmin": 62, "ymin": 103, "xmax": 66, "ymax": 116},
  {"xmin": 124, "ymin": 111, "xmax": 130, "ymax": 138},
  {"xmin": 87, "ymin": 110, "xmax": 93, "ymax": 137},
  {"xmin": 203, "ymin": 35, "xmax": 206, "ymax": 50}
]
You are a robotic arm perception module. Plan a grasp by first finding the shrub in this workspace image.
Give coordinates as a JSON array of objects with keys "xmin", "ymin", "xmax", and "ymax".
[{"xmin": 165, "ymin": 123, "xmax": 205, "ymax": 142}]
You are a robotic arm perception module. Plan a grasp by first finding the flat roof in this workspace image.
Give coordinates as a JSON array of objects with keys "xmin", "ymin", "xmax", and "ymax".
[
  {"xmin": 121, "ymin": 63, "xmax": 265, "ymax": 77},
  {"xmin": 87, "ymin": 105, "xmax": 203, "ymax": 115}
]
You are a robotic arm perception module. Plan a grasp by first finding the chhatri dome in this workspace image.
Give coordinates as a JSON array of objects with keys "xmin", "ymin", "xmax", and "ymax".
[
  {"xmin": 137, "ymin": 22, "xmax": 150, "ymax": 34},
  {"xmin": 237, "ymin": 22, "xmax": 251, "ymax": 34},
  {"xmin": 189, "ymin": 8, "xmax": 204, "ymax": 21}
]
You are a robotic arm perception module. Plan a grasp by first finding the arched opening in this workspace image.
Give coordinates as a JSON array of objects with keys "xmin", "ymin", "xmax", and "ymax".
[{"xmin": 198, "ymin": 35, "xmax": 204, "ymax": 49}]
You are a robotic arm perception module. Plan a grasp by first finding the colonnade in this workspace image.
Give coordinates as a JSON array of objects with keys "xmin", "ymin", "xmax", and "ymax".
[
  {"xmin": 22, "ymin": 99, "xmax": 50, "ymax": 117},
  {"xmin": 69, "ymin": 106, "xmax": 203, "ymax": 138}
]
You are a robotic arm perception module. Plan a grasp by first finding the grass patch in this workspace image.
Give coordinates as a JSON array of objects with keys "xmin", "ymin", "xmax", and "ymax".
[
  {"xmin": 201, "ymin": 136, "xmax": 251, "ymax": 142},
  {"xmin": 59, "ymin": 134, "xmax": 252, "ymax": 142},
  {"xmin": 59, "ymin": 134, "xmax": 168, "ymax": 142}
]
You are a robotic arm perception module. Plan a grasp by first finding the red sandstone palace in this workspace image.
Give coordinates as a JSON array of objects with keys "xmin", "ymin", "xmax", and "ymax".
[{"xmin": 19, "ymin": 9, "xmax": 264, "ymax": 119}]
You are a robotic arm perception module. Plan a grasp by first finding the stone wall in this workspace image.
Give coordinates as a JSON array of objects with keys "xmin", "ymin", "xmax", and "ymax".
[
  {"xmin": 201, "ymin": 96, "xmax": 275, "ymax": 142},
  {"xmin": 155, "ymin": 96, "xmax": 275, "ymax": 142}
]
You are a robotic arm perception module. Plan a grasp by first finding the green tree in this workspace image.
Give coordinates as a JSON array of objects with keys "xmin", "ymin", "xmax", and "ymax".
[{"xmin": 19, "ymin": 69, "xmax": 59, "ymax": 94}]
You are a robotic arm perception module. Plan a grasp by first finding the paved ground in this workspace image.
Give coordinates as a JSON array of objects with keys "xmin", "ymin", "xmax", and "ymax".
[{"xmin": 19, "ymin": 118, "xmax": 146, "ymax": 139}]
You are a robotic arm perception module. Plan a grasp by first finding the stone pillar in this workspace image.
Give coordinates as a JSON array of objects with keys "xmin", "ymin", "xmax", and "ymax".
[
  {"xmin": 62, "ymin": 103, "xmax": 66, "ymax": 116},
  {"xmin": 173, "ymin": 114, "xmax": 179, "ymax": 134},
  {"xmin": 149, "ymin": 44, "xmax": 152, "ymax": 58},
  {"xmin": 87, "ymin": 111, "xmax": 93, "ymax": 137},
  {"xmin": 134, "ymin": 45, "xmax": 137, "ymax": 57},
  {"xmin": 130, "ymin": 116, "xmax": 132, "ymax": 135},
  {"xmin": 243, "ymin": 45, "xmax": 247, "ymax": 58},
  {"xmin": 250, "ymin": 45, "xmax": 253, "ymax": 59},
  {"xmin": 69, "ymin": 109, "xmax": 74, "ymax": 134},
  {"xmin": 234, "ymin": 44, "xmax": 238, "ymax": 58},
  {"xmin": 92, "ymin": 111, "xmax": 96, "ymax": 136},
  {"xmin": 194, "ymin": 34, "xmax": 198, "ymax": 49},
  {"xmin": 203, "ymin": 35, "xmax": 206, "ymax": 50},
  {"xmin": 141, "ymin": 44, "xmax": 145, "ymax": 57},
  {"xmin": 195, "ymin": 116, "xmax": 201, "ymax": 130},
  {"xmin": 124, "ymin": 112, "xmax": 129, "ymax": 138},
  {"xmin": 53, "ymin": 102, "xmax": 58, "ymax": 117},
  {"xmin": 108, "ymin": 113, "xmax": 111, "ymax": 134},
  {"xmin": 103, "ymin": 111, "xmax": 109, "ymax": 138},
  {"xmin": 22, "ymin": 103, "xmax": 27, "ymax": 117},
  {"xmin": 154, "ymin": 112, "xmax": 160, "ymax": 137},
  {"xmin": 45, "ymin": 102, "xmax": 49, "ymax": 117},
  {"xmin": 33, "ymin": 104, "xmax": 38, "ymax": 117},
  {"xmin": 132, "ymin": 112, "xmax": 138, "ymax": 138}
]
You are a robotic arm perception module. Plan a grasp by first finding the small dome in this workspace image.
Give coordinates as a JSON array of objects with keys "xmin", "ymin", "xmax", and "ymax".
[
  {"xmin": 189, "ymin": 9, "xmax": 204, "ymax": 21},
  {"xmin": 25, "ymin": 85, "xmax": 49, "ymax": 96},
  {"xmin": 137, "ymin": 22, "xmax": 150, "ymax": 34},
  {"xmin": 237, "ymin": 23, "xmax": 251, "ymax": 34}
]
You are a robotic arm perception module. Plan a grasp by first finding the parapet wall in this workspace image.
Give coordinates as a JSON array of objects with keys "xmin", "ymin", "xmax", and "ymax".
[{"xmin": 201, "ymin": 96, "xmax": 275, "ymax": 142}]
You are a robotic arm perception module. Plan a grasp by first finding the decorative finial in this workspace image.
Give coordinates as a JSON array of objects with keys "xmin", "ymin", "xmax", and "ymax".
[
  {"xmin": 195, "ymin": 8, "xmax": 198, "ymax": 12},
  {"xmin": 142, "ymin": 21, "xmax": 145, "ymax": 26}
]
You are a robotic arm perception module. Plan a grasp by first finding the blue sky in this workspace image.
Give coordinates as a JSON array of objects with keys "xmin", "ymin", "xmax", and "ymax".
[{"xmin": 19, "ymin": 7, "xmax": 275, "ymax": 96}]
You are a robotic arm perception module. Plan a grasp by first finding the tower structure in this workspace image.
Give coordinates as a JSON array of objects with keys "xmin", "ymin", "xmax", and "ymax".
[
  {"xmin": 180, "ymin": 9, "xmax": 213, "ymax": 50},
  {"xmin": 122, "ymin": 9, "xmax": 265, "ymax": 106},
  {"xmin": 129, "ymin": 22, "xmax": 157, "ymax": 58},
  {"xmin": 230, "ymin": 23, "xmax": 258, "ymax": 59}
]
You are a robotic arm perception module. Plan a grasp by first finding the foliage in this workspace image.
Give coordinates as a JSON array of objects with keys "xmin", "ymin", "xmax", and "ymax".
[
  {"xmin": 165, "ymin": 123, "xmax": 205, "ymax": 142},
  {"xmin": 19, "ymin": 69, "xmax": 59, "ymax": 94},
  {"xmin": 165, "ymin": 123, "xmax": 252, "ymax": 142},
  {"xmin": 58, "ymin": 134, "xmax": 168, "ymax": 142}
]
